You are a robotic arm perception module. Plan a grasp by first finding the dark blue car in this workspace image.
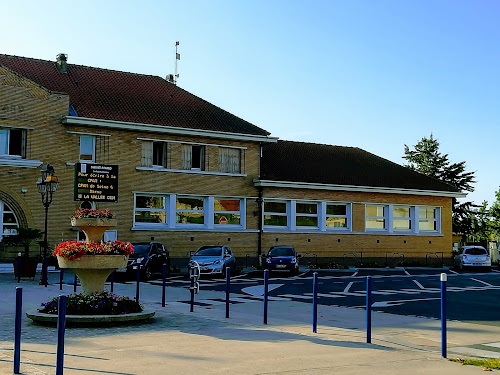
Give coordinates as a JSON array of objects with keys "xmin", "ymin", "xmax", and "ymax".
[{"xmin": 264, "ymin": 245, "xmax": 301, "ymax": 275}]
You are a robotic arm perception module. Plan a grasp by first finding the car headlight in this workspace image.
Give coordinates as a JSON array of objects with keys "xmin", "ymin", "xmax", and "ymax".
[
  {"xmin": 135, "ymin": 257, "xmax": 145, "ymax": 264},
  {"xmin": 266, "ymin": 258, "xmax": 272, "ymax": 264},
  {"xmin": 213, "ymin": 259, "xmax": 222, "ymax": 265},
  {"xmin": 291, "ymin": 257, "xmax": 297, "ymax": 264}
]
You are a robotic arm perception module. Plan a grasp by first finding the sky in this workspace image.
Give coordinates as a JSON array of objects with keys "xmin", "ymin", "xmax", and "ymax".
[{"xmin": 2, "ymin": 0, "xmax": 499, "ymax": 206}]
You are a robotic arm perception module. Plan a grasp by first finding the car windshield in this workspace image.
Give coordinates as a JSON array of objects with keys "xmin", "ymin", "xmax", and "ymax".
[
  {"xmin": 268, "ymin": 247, "xmax": 295, "ymax": 257},
  {"xmin": 464, "ymin": 248, "xmax": 487, "ymax": 255},
  {"xmin": 132, "ymin": 244, "xmax": 150, "ymax": 255},
  {"xmin": 194, "ymin": 247, "xmax": 223, "ymax": 256}
]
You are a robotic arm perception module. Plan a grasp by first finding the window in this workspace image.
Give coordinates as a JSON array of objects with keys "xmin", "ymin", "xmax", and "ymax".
[
  {"xmin": 181, "ymin": 144, "xmax": 205, "ymax": 170},
  {"xmin": 393, "ymin": 206, "xmax": 411, "ymax": 230},
  {"xmin": 326, "ymin": 204, "xmax": 348, "ymax": 228},
  {"xmin": 153, "ymin": 142, "xmax": 167, "ymax": 168},
  {"xmin": 366, "ymin": 205, "xmax": 387, "ymax": 230},
  {"xmin": 214, "ymin": 199, "xmax": 241, "ymax": 225},
  {"xmin": 219, "ymin": 147, "xmax": 241, "ymax": 173},
  {"xmin": 419, "ymin": 207, "xmax": 437, "ymax": 231},
  {"xmin": 264, "ymin": 201, "xmax": 288, "ymax": 227},
  {"xmin": 134, "ymin": 195, "xmax": 167, "ymax": 224},
  {"xmin": 0, "ymin": 200, "xmax": 18, "ymax": 242},
  {"xmin": 176, "ymin": 196, "xmax": 205, "ymax": 225},
  {"xmin": 0, "ymin": 128, "xmax": 26, "ymax": 158},
  {"xmin": 296, "ymin": 202, "xmax": 318, "ymax": 227},
  {"xmin": 79, "ymin": 135, "xmax": 95, "ymax": 162}
]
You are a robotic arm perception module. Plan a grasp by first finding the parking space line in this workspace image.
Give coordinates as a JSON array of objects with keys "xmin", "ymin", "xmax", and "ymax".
[
  {"xmin": 449, "ymin": 270, "xmax": 458, "ymax": 274},
  {"xmin": 343, "ymin": 281, "xmax": 353, "ymax": 293},
  {"xmin": 403, "ymin": 269, "xmax": 411, "ymax": 276},
  {"xmin": 351, "ymin": 271, "xmax": 358, "ymax": 277},
  {"xmin": 471, "ymin": 278, "xmax": 493, "ymax": 287},
  {"xmin": 413, "ymin": 280, "xmax": 425, "ymax": 289}
]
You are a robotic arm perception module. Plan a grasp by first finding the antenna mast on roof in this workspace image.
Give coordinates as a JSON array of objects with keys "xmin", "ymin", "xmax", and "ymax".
[{"xmin": 174, "ymin": 41, "xmax": 180, "ymax": 85}]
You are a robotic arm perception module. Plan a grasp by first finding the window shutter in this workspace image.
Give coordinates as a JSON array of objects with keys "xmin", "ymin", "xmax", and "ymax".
[
  {"xmin": 181, "ymin": 144, "xmax": 192, "ymax": 169},
  {"xmin": 229, "ymin": 148, "xmax": 240, "ymax": 173},
  {"xmin": 141, "ymin": 141, "xmax": 153, "ymax": 167}
]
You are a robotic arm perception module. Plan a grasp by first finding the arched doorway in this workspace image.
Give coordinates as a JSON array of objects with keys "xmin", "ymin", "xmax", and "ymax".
[{"xmin": 0, "ymin": 200, "xmax": 19, "ymax": 242}]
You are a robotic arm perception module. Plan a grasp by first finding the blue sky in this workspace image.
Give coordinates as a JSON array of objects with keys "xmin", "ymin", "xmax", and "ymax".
[{"xmin": 2, "ymin": 0, "xmax": 499, "ymax": 205}]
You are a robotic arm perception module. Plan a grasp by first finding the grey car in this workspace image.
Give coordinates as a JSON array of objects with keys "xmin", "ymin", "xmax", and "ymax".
[
  {"xmin": 453, "ymin": 246, "xmax": 491, "ymax": 271},
  {"xmin": 189, "ymin": 245, "xmax": 236, "ymax": 277}
]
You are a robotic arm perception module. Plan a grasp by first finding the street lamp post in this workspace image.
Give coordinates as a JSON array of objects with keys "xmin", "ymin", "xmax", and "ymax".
[{"xmin": 36, "ymin": 164, "xmax": 59, "ymax": 286}]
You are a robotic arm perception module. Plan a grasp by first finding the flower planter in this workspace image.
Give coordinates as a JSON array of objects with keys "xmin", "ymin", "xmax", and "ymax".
[
  {"xmin": 71, "ymin": 217, "xmax": 118, "ymax": 243},
  {"xmin": 13, "ymin": 258, "xmax": 38, "ymax": 278},
  {"xmin": 57, "ymin": 255, "xmax": 127, "ymax": 295}
]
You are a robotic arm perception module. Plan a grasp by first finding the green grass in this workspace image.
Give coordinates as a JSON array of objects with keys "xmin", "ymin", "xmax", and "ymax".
[{"xmin": 450, "ymin": 357, "xmax": 500, "ymax": 370}]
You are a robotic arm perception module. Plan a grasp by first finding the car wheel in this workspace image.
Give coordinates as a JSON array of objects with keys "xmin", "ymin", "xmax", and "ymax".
[{"xmin": 143, "ymin": 265, "xmax": 153, "ymax": 281}]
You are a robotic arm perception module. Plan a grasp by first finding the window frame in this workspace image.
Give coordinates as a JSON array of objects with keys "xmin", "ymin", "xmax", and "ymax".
[
  {"xmin": 219, "ymin": 147, "xmax": 241, "ymax": 174},
  {"xmin": 134, "ymin": 194, "xmax": 168, "ymax": 226},
  {"xmin": 365, "ymin": 204, "xmax": 388, "ymax": 231},
  {"xmin": 392, "ymin": 205, "xmax": 413, "ymax": 232},
  {"xmin": 325, "ymin": 202, "xmax": 350, "ymax": 231},
  {"xmin": 294, "ymin": 201, "xmax": 319, "ymax": 229},
  {"xmin": 152, "ymin": 141, "xmax": 167, "ymax": 168},
  {"xmin": 176, "ymin": 195, "xmax": 206, "ymax": 226},
  {"xmin": 0, "ymin": 127, "xmax": 26, "ymax": 159},
  {"xmin": 418, "ymin": 206, "xmax": 440, "ymax": 233},
  {"xmin": 263, "ymin": 200, "xmax": 289, "ymax": 229},
  {"xmin": 0, "ymin": 200, "xmax": 19, "ymax": 242},
  {"xmin": 79, "ymin": 135, "xmax": 96, "ymax": 163},
  {"xmin": 214, "ymin": 198, "xmax": 244, "ymax": 228}
]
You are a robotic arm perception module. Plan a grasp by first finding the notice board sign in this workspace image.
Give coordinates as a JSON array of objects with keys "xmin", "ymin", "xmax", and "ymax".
[{"xmin": 74, "ymin": 163, "xmax": 118, "ymax": 202}]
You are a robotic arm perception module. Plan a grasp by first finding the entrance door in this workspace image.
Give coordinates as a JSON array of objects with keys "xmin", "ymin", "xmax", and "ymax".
[{"xmin": 0, "ymin": 200, "xmax": 19, "ymax": 242}]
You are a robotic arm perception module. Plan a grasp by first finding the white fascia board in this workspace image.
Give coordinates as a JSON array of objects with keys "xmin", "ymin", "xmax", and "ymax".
[
  {"xmin": 62, "ymin": 116, "xmax": 278, "ymax": 143},
  {"xmin": 253, "ymin": 179, "xmax": 467, "ymax": 198}
]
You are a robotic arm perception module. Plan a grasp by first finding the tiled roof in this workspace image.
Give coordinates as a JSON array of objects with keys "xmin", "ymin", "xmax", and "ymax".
[
  {"xmin": 261, "ymin": 140, "xmax": 458, "ymax": 192},
  {"xmin": 0, "ymin": 54, "xmax": 270, "ymax": 136}
]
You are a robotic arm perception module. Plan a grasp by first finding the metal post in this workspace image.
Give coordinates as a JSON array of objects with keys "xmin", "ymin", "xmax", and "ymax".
[
  {"xmin": 110, "ymin": 271, "xmax": 114, "ymax": 293},
  {"xmin": 16, "ymin": 253, "xmax": 21, "ymax": 283},
  {"xmin": 14, "ymin": 287, "xmax": 22, "ymax": 374},
  {"xmin": 56, "ymin": 295, "xmax": 66, "ymax": 375},
  {"xmin": 73, "ymin": 274, "xmax": 77, "ymax": 293},
  {"xmin": 190, "ymin": 274, "xmax": 195, "ymax": 312},
  {"xmin": 136, "ymin": 264, "xmax": 141, "ymax": 303},
  {"xmin": 59, "ymin": 268, "xmax": 64, "ymax": 291},
  {"xmin": 43, "ymin": 256, "xmax": 48, "ymax": 287},
  {"xmin": 441, "ymin": 273, "xmax": 447, "ymax": 358},
  {"xmin": 263, "ymin": 269, "xmax": 269, "ymax": 324},
  {"xmin": 366, "ymin": 276, "xmax": 372, "ymax": 343},
  {"xmin": 162, "ymin": 263, "xmax": 167, "ymax": 307},
  {"xmin": 226, "ymin": 267, "xmax": 231, "ymax": 318},
  {"xmin": 312, "ymin": 272, "xmax": 318, "ymax": 333}
]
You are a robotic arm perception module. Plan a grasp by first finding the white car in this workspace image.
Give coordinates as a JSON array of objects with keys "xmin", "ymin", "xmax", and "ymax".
[{"xmin": 454, "ymin": 246, "xmax": 491, "ymax": 271}]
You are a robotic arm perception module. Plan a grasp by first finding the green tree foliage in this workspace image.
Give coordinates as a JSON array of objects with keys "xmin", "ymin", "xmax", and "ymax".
[
  {"xmin": 489, "ymin": 187, "xmax": 500, "ymax": 236},
  {"xmin": 403, "ymin": 134, "xmax": 476, "ymax": 234}
]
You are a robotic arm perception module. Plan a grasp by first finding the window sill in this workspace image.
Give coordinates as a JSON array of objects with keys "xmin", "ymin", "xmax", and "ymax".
[
  {"xmin": 0, "ymin": 159, "xmax": 42, "ymax": 168},
  {"xmin": 136, "ymin": 166, "xmax": 246, "ymax": 177},
  {"xmin": 132, "ymin": 225, "xmax": 253, "ymax": 232}
]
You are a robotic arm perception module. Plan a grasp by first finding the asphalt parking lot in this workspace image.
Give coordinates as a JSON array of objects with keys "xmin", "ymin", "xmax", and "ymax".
[{"xmin": 142, "ymin": 267, "xmax": 500, "ymax": 326}]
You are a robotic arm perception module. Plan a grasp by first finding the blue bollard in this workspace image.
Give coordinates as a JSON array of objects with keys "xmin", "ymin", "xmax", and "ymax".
[
  {"xmin": 190, "ymin": 274, "xmax": 195, "ymax": 312},
  {"xmin": 136, "ymin": 264, "xmax": 141, "ymax": 303},
  {"xmin": 73, "ymin": 274, "xmax": 77, "ymax": 293},
  {"xmin": 162, "ymin": 263, "xmax": 167, "ymax": 307},
  {"xmin": 226, "ymin": 267, "xmax": 231, "ymax": 318},
  {"xmin": 14, "ymin": 287, "xmax": 22, "ymax": 374},
  {"xmin": 263, "ymin": 269, "xmax": 269, "ymax": 324},
  {"xmin": 110, "ymin": 271, "xmax": 115, "ymax": 293},
  {"xmin": 56, "ymin": 295, "xmax": 66, "ymax": 375},
  {"xmin": 366, "ymin": 276, "xmax": 372, "ymax": 343},
  {"xmin": 59, "ymin": 268, "xmax": 64, "ymax": 291},
  {"xmin": 44, "ymin": 256, "xmax": 48, "ymax": 287},
  {"xmin": 441, "ymin": 273, "xmax": 447, "ymax": 358},
  {"xmin": 16, "ymin": 253, "xmax": 21, "ymax": 283},
  {"xmin": 312, "ymin": 272, "xmax": 318, "ymax": 333}
]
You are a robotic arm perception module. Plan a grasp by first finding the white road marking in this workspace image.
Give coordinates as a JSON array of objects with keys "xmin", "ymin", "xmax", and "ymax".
[
  {"xmin": 351, "ymin": 271, "xmax": 358, "ymax": 277},
  {"xmin": 449, "ymin": 270, "xmax": 458, "ymax": 274},
  {"xmin": 484, "ymin": 342, "xmax": 500, "ymax": 348},
  {"xmin": 241, "ymin": 284, "xmax": 283, "ymax": 296},
  {"xmin": 404, "ymin": 269, "xmax": 411, "ymax": 276},
  {"xmin": 471, "ymin": 278, "xmax": 493, "ymax": 287},
  {"xmin": 343, "ymin": 281, "xmax": 353, "ymax": 293},
  {"xmin": 413, "ymin": 280, "xmax": 425, "ymax": 289},
  {"xmin": 372, "ymin": 297, "xmax": 440, "ymax": 308}
]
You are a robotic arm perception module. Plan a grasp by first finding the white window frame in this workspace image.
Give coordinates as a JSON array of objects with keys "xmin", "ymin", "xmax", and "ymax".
[
  {"xmin": 0, "ymin": 127, "xmax": 26, "ymax": 159},
  {"xmin": 213, "ymin": 197, "xmax": 245, "ymax": 229},
  {"xmin": 0, "ymin": 200, "xmax": 19, "ymax": 242},
  {"xmin": 152, "ymin": 141, "xmax": 167, "ymax": 168},
  {"xmin": 324, "ymin": 202, "xmax": 351, "ymax": 231},
  {"xmin": 263, "ymin": 200, "xmax": 289, "ymax": 229},
  {"xmin": 417, "ymin": 206, "xmax": 440, "ymax": 233},
  {"xmin": 175, "ymin": 195, "xmax": 206, "ymax": 227},
  {"xmin": 392, "ymin": 205, "xmax": 413, "ymax": 233},
  {"xmin": 79, "ymin": 135, "xmax": 96, "ymax": 163},
  {"xmin": 365, "ymin": 204, "xmax": 388, "ymax": 231},
  {"xmin": 134, "ymin": 194, "xmax": 168, "ymax": 227},
  {"xmin": 294, "ymin": 201, "xmax": 319, "ymax": 230}
]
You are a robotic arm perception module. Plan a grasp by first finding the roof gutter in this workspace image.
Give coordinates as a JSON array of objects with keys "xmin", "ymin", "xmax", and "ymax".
[
  {"xmin": 253, "ymin": 179, "xmax": 467, "ymax": 198},
  {"xmin": 62, "ymin": 116, "xmax": 278, "ymax": 143}
]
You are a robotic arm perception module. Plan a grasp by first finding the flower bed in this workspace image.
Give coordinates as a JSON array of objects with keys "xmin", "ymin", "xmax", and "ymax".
[
  {"xmin": 39, "ymin": 291, "xmax": 143, "ymax": 315},
  {"xmin": 72, "ymin": 208, "xmax": 115, "ymax": 219},
  {"xmin": 53, "ymin": 240, "xmax": 134, "ymax": 260}
]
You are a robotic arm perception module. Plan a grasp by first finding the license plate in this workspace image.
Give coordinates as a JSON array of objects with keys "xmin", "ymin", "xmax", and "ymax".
[
  {"xmin": 116, "ymin": 267, "xmax": 126, "ymax": 272},
  {"xmin": 276, "ymin": 264, "xmax": 287, "ymax": 269},
  {"xmin": 200, "ymin": 266, "xmax": 208, "ymax": 271}
]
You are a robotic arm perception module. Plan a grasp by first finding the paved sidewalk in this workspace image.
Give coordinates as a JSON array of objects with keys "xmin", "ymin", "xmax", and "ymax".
[{"xmin": 0, "ymin": 273, "xmax": 497, "ymax": 374}]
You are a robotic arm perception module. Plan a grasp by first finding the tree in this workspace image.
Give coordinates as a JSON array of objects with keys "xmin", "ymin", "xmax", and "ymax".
[
  {"xmin": 403, "ymin": 134, "xmax": 476, "ymax": 234},
  {"xmin": 489, "ymin": 187, "xmax": 500, "ymax": 238}
]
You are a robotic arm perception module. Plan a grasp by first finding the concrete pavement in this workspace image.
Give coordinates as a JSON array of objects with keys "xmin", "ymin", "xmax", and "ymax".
[{"xmin": 0, "ymin": 270, "xmax": 498, "ymax": 374}]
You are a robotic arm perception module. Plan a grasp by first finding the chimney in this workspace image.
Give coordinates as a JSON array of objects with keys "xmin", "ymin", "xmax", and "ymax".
[{"xmin": 56, "ymin": 53, "xmax": 68, "ymax": 73}]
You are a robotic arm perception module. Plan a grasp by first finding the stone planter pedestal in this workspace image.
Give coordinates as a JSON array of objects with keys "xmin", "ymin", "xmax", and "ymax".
[
  {"xmin": 71, "ymin": 217, "xmax": 117, "ymax": 243},
  {"xmin": 57, "ymin": 255, "xmax": 127, "ymax": 295}
]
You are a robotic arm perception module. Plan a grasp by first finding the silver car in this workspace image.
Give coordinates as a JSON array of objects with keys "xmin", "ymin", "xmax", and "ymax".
[
  {"xmin": 189, "ymin": 245, "xmax": 236, "ymax": 277},
  {"xmin": 454, "ymin": 246, "xmax": 491, "ymax": 271}
]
